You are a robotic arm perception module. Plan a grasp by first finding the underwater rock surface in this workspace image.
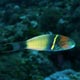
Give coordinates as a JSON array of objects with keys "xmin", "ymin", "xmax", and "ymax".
[{"xmin": 44, "ymin": 69, "xmax": 80, "ymax": 80}]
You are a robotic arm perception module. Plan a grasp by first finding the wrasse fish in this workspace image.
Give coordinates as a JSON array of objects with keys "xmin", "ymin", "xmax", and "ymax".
[{"xmin": 1, "ymin": 34, "xmax": 75, "ymax": 53}]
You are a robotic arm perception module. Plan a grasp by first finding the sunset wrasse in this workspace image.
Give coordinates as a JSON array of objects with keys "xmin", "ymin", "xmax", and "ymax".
[{"xmin": 1, "ymin": 34, "xmax": 75, "ymax": 53}]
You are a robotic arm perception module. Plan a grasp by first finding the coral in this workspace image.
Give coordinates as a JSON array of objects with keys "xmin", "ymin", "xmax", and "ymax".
[{"xmin": 44, "ymin": 69, "xmax": 80, "ymax": 80}]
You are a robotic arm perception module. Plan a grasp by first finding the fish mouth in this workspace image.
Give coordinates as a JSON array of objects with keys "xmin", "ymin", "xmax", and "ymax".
[{"xmin": 68, "ymin": 38, "xmax": 76, "ymax": 49}]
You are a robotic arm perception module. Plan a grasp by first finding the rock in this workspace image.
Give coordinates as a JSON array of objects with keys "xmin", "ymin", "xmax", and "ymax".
[{"xmin": 44, "ymin": 69, "xmax": 80, "ymax": 80}]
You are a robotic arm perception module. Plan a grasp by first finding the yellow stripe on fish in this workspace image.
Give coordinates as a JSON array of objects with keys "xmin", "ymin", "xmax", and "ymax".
[{"xmin": 51, "ymin": 34, "xmax": 59, "ymax": 50}]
